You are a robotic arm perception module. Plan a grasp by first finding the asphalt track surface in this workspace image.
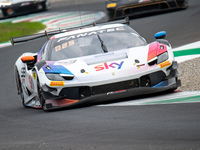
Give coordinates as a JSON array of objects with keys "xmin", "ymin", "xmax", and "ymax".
[{"xmin": 1, "ymin": 0, "xmax": 200, "ymax": 149}]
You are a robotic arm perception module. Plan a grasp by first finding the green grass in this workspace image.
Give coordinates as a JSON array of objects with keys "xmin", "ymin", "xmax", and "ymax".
[{"xmin": 0, "ymin": 21, "xmax": 46, "ymax": 43}]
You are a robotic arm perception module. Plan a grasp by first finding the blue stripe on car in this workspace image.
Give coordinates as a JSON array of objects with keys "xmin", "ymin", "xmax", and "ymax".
[{"xmin": 42, "ymin": 62, "xmax": 73, "ymax": 75}]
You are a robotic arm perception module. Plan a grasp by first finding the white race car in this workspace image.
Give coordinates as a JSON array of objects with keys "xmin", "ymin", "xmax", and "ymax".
[
  {"xmin": 13, "ymin": 18, "xmax": 181, "ymax": 111},
  {"xmin": 0, "ymin": 0, "xmax": 50, "ymax": 19}
]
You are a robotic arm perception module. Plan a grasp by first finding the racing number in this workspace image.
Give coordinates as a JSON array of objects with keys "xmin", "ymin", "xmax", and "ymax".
[
  {"xmin": 62, "ymin": 42, "xmax": 68, "ymax": 49},
  {"xmin": 55, "ymin": 45, "xmax": 61, "ymax": 52},
  {"xmin": 55, "ymin": 40, "xmax": 75, "ymax": 52},
  {"xmin": 69, "ymin": 40, "xmax": 74, "ymax": 46}
]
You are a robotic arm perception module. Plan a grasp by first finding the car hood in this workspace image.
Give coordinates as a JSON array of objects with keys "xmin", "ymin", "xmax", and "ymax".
[
  {"xmin": 41, "ymin": 42, "xmax": 171, "ymax": 86},
  {"xmin": 42, "ymin": 45, "xmax": 151, "ymax": 76}
]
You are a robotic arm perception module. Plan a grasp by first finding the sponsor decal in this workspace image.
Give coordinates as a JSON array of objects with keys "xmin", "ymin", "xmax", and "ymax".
[
  {"xmin": 29, "ymin": 75, "xmax": 34, "ymax": 89},
  {"xmin": 57, "ymin": 27, "xmax": 125, "ymax": 43},
  {"xmin": 107, "ymin": 89, "xmax": 126, "ymax": 95},
  {"xmin": 159, "ymin": 60, "xmax": 171, "ymax": 68},
  {"xmin": 50, "ymin": 81, "xmax": 65, "ymax": 86},
  {"xmin": 21, "ymin": 67, "xmax": 26, "ymax": 78},
  {"xmin": 94, "ymin": 61, "xmax": 124, "ymax": 71},
  {"xmin": 55, "ymin": 40, "xmax": 74, "ymax": 52},
  {"xmin": 33, "ymin": 73, "xmax": 36, "ymax": 79}
]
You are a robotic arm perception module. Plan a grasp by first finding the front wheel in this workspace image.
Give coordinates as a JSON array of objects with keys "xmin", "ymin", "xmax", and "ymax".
[
  {"xmin": 37, "ymin": 79, "xmax": 47, "ymax": 111},
  {"xmin": 43, "ymin": 0, "xmax": 51, "ymax": 11},
  {"xmin": 15, "ymin": 67, "xmax": 27, "ymax": 107}
]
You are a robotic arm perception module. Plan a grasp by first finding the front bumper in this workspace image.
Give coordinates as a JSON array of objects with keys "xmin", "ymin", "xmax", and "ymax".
[
  {"xmin": 44, "ymin": 77, "xmax": 180, "ymax": 110},
  {"xmin": 42, "ymin": 61, "xmax": 181, "ymax": 110}
]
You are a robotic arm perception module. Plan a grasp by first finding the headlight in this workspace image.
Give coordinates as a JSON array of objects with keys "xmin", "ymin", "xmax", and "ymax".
[
  {"xmin": 157, "ymin": 52, "xmax": 168, "ymax": 64},
  {"xmin": 46, "ymin": 73, "xmax": 74, "ymax": 81},
  {"xmin": 46, "ymin": 74, "xmax": 65, "ymax": 81},
  {"xmin": 148, "ymin": 52, "xmax": 168, "ymax": 66}
]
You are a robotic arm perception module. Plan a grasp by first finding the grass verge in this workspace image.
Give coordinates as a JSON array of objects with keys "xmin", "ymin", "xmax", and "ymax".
[{"xmin": 0, "ymin": 21, "xmax": 46, "ymax": 43}]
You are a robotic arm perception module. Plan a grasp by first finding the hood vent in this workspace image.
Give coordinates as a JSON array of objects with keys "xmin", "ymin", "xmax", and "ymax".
[{"xmin": 85, "ymin": 52, "xmax": 128, "ymax": 65}]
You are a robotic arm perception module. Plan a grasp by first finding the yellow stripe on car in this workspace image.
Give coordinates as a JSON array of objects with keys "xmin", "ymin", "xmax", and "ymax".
[{"xmin": 107, "ymin": 3, "xmax": 117, "ymax": 8}]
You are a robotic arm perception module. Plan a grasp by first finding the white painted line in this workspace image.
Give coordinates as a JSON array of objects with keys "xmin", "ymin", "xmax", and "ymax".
[
  {"xmin": 173, "ymin": 41, "xmax": 200, "ymax": 51},
  {"xmin": 175, "ymin": 55, "xmax": 200, "ymax": 63},
  {"xmin": 0, "ymin": 42, "xmax": 11, "ymax": 48},
  {"xmin": 98, "ymin": 91, "xmax": 200, "ymax": 106}
]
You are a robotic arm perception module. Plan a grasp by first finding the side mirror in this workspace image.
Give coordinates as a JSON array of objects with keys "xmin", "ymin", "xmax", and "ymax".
[
  {"xmin": 21, "ymin": 56, "xmax": 35, "ymax": 64},
  {"xmin": 154, "ymin": 31, "xmax": 166, "ymax": 39}
]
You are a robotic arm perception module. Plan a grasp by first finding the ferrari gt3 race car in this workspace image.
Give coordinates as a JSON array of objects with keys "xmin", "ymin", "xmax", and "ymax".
[
  {"xmin": 106, "ymin": 0, "xmax": 188, "ymax": 20},
  {"xmin": 0, "ymin": 0, "xmax": 50, "ymax": 19},
  {"xmin": 13, "ymin": 18, "xmax": 180, "ymax": 111}
]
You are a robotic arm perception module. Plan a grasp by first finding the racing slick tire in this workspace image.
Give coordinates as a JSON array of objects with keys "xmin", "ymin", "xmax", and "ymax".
[
  {"xmin": 43, "ymin": 0, "xmax": 51, "ymax": 11},
  {"xmin": 15, "ymin": 67, "xmax": 27, "ymax": 107},
  {"xmin": 37, "ymin": 79, "xmax": 46, "ymax": 111},
  {"xmin": 179, "ymin": 0, "xmax": 188, "ymax": 9}
]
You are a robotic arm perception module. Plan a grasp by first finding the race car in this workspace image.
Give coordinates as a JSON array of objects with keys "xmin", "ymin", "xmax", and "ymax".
[
  {"xmin": 106, "ymin": 0, "xmax": 188, "ymax": 20},
  {"xmin": 0, "ymin": 0, "xmax": 50, "ymax": 19},
  {"xmin": 13, "ymin": 18, "xmax": 180, "ymax": 111}
]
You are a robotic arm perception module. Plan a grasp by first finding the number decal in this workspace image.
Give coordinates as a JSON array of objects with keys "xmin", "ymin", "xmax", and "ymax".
[{"xmin": 55, "ymin": 40, "xmax": 75, "ymax": 52}]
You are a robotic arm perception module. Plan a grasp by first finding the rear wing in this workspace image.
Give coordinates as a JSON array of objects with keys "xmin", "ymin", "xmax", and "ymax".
[{"xmin": 11, "ymin": 17, "xmax": 129, "ymax": 45}]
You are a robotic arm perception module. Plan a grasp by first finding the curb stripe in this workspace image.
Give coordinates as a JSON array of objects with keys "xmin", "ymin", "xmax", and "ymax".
[
  {"xmin": 145, "ymin": 95, "xmax": 200, "ymax": 104},
  {"xmin": 46, "ymin": 14, "xmax": 95, "ymax": 26},
  {"xmin": 12, "ymin": 13, "xmax": 56, "ymax": 23},
  {"xmin": 173, "ymin": 48, "xmax": 200, "ymax": 57},
  {"xmin": 98, "ymin": 91, "xmax": 200, "ymax": 106},
  {"xmin": 42, "ymin": 13, "xmax": 79, "ymax": 23}
]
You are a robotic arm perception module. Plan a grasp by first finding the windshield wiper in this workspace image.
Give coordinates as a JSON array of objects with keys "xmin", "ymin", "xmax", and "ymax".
[{"xmin": 97, "ymin": 34, "xmax": 108, "ymax": 53}]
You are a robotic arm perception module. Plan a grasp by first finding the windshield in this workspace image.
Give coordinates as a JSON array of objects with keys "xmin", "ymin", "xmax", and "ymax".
[{"xmin": 47, "ymin": 25, "xmax": 147, "ymax": 61}]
